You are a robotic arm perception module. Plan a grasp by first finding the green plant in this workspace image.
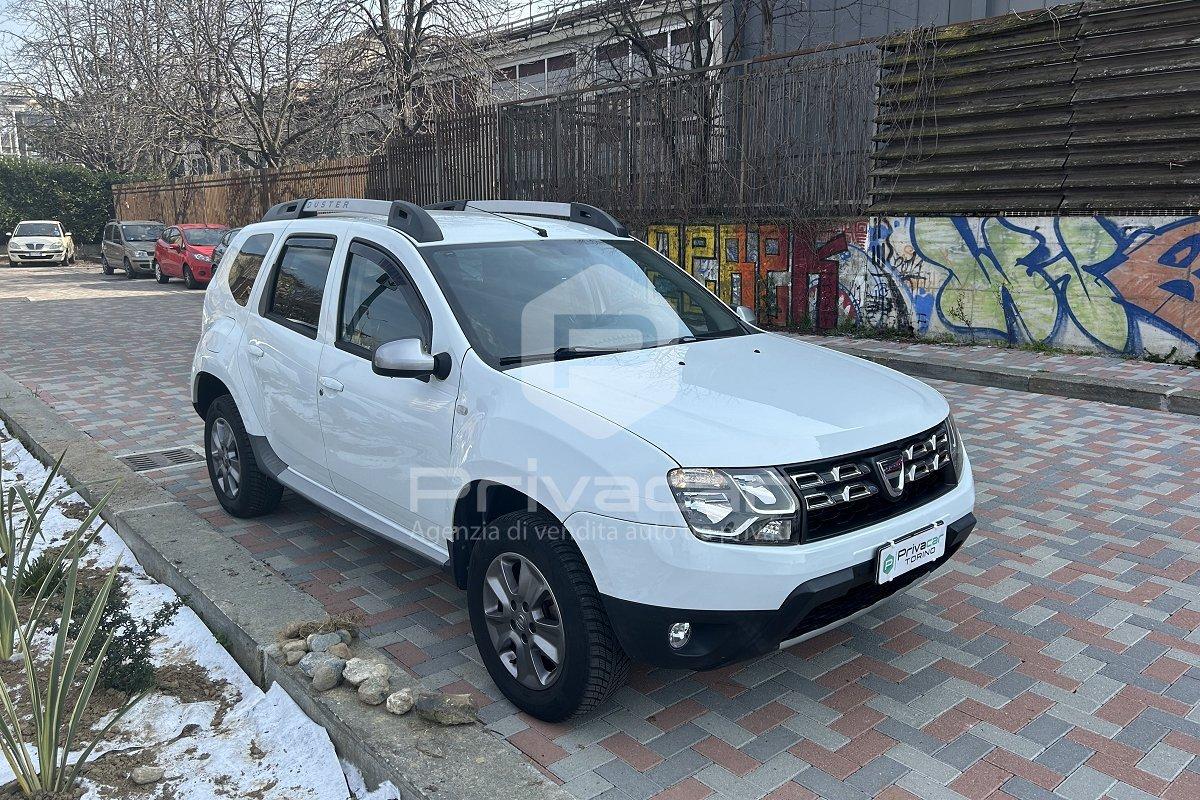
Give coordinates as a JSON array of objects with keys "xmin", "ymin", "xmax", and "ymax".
[
  {"xmin": 1144, "ymin": 346, "xmax": 1178, "ymax": 364},
  {"xmin": 18, "ymin": 550, "xmax": 63, "ymax": 599},
  {"xmin": 0, "ymin": 553, "xmax": 141, "ymax": 796},
  {"xmin": 0, "ymin": 454, "xmax": 108, "ymax": 659},
  {"xmin": 0, "ymin": 159, "xmax": 141, "ymax": 244},
  {"xmin": 60, "ymin": 580, "xmax": 182, "ymax": 694}
]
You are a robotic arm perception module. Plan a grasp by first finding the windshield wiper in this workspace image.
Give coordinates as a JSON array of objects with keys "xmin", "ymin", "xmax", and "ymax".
[
  {"xmin": 498, "ymin": 332, "xmax": 744, "ymax": 366},
  {"xmin": 662, "ymin": 330, "xmax": 743, "ymax": 346},
  {"xmin": 498, "ymin": 346, "xmax": 628, "ymax": 366}
]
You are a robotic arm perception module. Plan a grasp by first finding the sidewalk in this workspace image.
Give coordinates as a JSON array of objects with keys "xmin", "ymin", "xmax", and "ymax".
[{"xmin": 787, "ymin": 334, "xmax": 1200, "ymax": 417}]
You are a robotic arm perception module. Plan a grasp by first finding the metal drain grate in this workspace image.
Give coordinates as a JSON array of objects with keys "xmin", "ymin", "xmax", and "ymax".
[{"xmin": 118, "ymin": 447, "xmax": 204, "ymax": 472}]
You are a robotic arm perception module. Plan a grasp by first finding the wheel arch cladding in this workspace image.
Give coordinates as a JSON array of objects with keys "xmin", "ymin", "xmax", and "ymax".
[
  {"xmin": 450, "ymin": 480, "xmax": 563, "ymax": 589},
  {"xmin": 193, "ymin": 372, "xmax": 231, "ymax": 420}
]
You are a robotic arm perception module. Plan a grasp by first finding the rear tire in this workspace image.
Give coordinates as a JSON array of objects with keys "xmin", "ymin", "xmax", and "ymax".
[
  {"xmin": 184, "ymin": 264, "xmax": 200, "ymax": 289},
  {"xmin": 101, "ymin": 255, "xmax": 113, "ymax": 275},
  {"xmin": 467, "ymin": 511, "xmax": 628, "ymax": 721},
  {"xmin": 204, "ymin": 395, "xmax": 283, "ymax": 518}
]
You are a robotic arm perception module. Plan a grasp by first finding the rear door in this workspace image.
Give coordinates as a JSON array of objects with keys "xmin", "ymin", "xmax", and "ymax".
[
  {"xmin": 238, "ymin": 231, "xmax": 340, "ymax": 486},
  {"xmin": 316, "ymin": 240, "xmax": 457, "ymax": 552}
]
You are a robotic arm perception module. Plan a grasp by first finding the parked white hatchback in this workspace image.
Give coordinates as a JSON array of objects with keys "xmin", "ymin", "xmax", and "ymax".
[
  {"xmin": 5, "ymin": 220, "xmax": 76, "ymax": 266},
  {"xmin": 190, "ymin": 198, "xmax": 975, "ymax": 720}
]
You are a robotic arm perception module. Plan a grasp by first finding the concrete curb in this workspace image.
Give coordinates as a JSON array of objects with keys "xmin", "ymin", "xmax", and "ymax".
[
  {"xmin": 800, "ymin": 339, "xmax": 1196, "ymax": 417},
  {"xmin": 0, "ymin": 371, "xmax": 567, "ymax": 800}
]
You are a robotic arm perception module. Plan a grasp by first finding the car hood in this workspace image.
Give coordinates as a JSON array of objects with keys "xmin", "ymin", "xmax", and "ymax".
[
  {"xmin": 506, "ymin": 333, "xmax": 949, "ymax": 467},
  {"xmin": 187, "ymin": 244, "xmax": 216, "ymax": 255},
  {"xmin": 9, "ymin": 236, "xmax": 64, "ymax": 248}
]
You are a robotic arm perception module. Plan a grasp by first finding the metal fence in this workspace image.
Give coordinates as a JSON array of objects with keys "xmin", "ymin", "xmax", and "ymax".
[
  {"xmin": 114, "ymin": 47, "xmax": 879, "ymax": 227},
  {"xmin": 870, "ymin": 0, "xmax": 1200, "ymax": 215}
]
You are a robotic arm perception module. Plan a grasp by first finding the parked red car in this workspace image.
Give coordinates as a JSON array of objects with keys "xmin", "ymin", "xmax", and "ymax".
[{"xmin": 153, "ymin": 224, "xmax": 229, "ymax": 288}]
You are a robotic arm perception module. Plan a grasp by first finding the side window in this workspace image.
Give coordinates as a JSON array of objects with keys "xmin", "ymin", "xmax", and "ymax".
[
  {"xmin": 336, "ymin": 243, "xmax": 430, "ymax": 355},
  {"xmin": 262, "ymin": 236, "xmax": 335, "ymax": 338},
  {"xmin": 227, "ymin": 233, "xmax": 274, "ymax": 306}
]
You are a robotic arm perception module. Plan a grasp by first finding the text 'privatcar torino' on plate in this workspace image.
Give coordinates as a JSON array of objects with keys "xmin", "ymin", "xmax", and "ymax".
[{"xmin": 189, "ymin": 198, "xmax": 976, "ymax": 721}]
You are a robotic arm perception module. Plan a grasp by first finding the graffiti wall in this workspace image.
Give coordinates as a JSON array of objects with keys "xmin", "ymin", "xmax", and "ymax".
[{"xmin": 646, "ymin": 216, "xmax": 1200, "ymax": 359}]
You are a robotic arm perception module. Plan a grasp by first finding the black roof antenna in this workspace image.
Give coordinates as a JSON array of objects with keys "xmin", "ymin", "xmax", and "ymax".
[{"xmin": 426, "ymin": 200, "xmax": 548, "ymax": 237}]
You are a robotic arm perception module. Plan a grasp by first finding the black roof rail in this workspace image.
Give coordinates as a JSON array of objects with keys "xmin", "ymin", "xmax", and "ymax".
[
  {"xmin": 388, "ymin": 201, "xmax": 444, "ymax": 243},
  {"xmin": 424, "ymin": 200, "xmax": 628, "ymax": 238},
  {"xmin": 261, "ymin": 198, "xmax": 309, "ymax": 221},
  {"xmin": 259, "ymin": 198, "xmax": 443, "ymax": 243}
]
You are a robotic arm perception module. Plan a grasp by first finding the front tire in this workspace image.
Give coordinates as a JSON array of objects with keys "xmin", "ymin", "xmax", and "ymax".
[
  {"xmin": 204, "ymin": 395, "xmax": 283, "ymax": 518},
  {"xmin": 123, "ymin": 258, "xmax": 135, "ymax": 279},
  {"xmin": 154, "ymin": 260, "xmax": 169, "ymax": 283},
  {"xmin": 467, "ymin": 511, "xmax": 628, "ymax": 721},
  {"xmin": 184, "ymin": 264, "xmax": 200, "ymax": 289}
]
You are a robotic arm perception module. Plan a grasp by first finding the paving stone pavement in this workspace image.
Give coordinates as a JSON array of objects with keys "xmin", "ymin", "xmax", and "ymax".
[
  {"xmin": 3, "ymin": 261, "xmax": 1200, "ymax": 800},
  {"xmin": 791, "ymin": 335, "xmax": 1200, "ymax": 393}
]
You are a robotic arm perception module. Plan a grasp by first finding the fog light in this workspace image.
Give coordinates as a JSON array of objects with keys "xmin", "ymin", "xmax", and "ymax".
[{"xmin": 668, "ymin": 622, "xmax": 691, "ymax": 649}]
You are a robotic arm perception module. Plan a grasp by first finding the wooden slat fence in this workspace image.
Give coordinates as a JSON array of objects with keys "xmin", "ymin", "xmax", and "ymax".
[{"xmin": 114, "ymin": 157, "xmax": 371, "ymax": 226}]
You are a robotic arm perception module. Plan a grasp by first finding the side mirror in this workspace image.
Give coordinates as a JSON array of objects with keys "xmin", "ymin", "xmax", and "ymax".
[
  {"xmin": 372, "ymin": 338, "xmax": 451, "ymax": 380},
  {"xmin": 735, "ymin": 305, "xmax": 757, "ymax": 326},
  {"xmin": 65, "ymin": 231, "xmax": 72, "ymax": 237}
]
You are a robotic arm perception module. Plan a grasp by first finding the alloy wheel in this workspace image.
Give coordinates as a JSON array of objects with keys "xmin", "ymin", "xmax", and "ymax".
[
  {"xmin": 209, "ymin": 418, "xmax": 241, "ymax": 498},
  {"xmin": 482, "ymin": 553, "xmax": 564, "ymax": 690}
]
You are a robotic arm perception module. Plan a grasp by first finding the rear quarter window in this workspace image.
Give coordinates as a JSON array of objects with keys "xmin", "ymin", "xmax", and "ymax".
[{"xmin": 226, "ymin": 233, "xmax": 274, "ymax": 306}]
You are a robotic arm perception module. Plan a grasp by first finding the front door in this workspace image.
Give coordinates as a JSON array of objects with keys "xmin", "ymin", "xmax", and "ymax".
[
  {"xmin": 160, "ymin": 228, "xmax": 181, "ymax": 276},
  {"xmin": 317, "ymin": 241, "xmax": 457, "ymax": 554},
  {"xmin": 238, "ymin": 233, "xmax": 338, "ymax": 486},
  {"xmin": 103, "ymin": 224, "xmax": 117, "ymax": 264}
]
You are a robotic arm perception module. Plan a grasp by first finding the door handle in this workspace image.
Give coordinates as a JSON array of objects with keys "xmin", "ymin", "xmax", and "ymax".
[
  {"xmin": 246, "ymin": 344, "xmax": 265, "ymax": 359},
  {"xmin": 319, "ymin": 377, "xmax": 344, "ymax": 393}
]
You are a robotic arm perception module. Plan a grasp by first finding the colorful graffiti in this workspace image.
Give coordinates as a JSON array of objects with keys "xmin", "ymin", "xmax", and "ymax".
[{"xmin": 645, "ymin": 216, "xmax": 1200, "ymax": 358}]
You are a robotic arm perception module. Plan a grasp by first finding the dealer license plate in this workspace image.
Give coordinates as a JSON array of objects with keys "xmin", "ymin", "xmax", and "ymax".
[{"xmin": 876, "ymin": 521, "xmax": 946, "ymax": 584}]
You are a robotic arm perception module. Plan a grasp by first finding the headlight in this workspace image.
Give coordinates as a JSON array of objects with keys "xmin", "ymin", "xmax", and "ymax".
[
  {"xmin": 8, "ymin": 243, "xmax": 23, "ymax": 250},
  {"xmin": 946, "ymin": 414, "xmax": 965, "ymax": 479},
  {"xmin": 668, "ymin": 467, "xmax": 798, "ymax": 544},
  {"xmin": 193, "ymin": 253, "xmax": 212, "ymax": 263},
  {"xmin": 135, "ymin": 250, "xmax": 149, "ymax": 258}
]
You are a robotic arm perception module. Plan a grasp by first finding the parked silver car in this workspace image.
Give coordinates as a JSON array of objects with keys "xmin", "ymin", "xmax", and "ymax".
[{"xmin": 101, "ymin": 220, "xmax": 164, "ymax": 278}]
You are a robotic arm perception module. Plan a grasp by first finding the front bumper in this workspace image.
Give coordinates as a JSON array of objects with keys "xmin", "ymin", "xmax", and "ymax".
[
  {"xmin": 602, "ymin": 512, "xmax": 975, "ymax": 670},
  {"xmin": 8, "ymin": 251, "xmax": 61, "ymax": 262}
]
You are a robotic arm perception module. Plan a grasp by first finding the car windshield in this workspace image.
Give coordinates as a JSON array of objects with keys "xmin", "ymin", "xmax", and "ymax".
[
  {"xmin": 422, "ymin": 238, "xmax": 746, "ymax": 366},
  {"xmin": 13, "ymin": 222, "xmax": 61, "ymax": 237},
  {"xmin": 122, "ymin": 224, "xmax": 163, "ymax": 241},
  {"xmin": 184, "ymin": 228, "xmax": 225, "ymax": 246}
]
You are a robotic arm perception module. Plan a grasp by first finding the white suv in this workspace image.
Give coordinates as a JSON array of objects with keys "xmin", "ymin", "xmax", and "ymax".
[{"xmin": 191, "ymin": 198, "xmax": 975, "ymax": 720}]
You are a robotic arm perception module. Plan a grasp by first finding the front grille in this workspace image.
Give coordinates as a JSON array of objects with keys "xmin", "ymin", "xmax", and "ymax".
[{"xmin": 783, "ymin": 422, "xmax": 956, "ymax": 543}]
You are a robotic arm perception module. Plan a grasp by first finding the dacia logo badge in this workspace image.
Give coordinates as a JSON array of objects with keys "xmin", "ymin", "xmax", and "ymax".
[{"xmin": 873, "ymin": 454, "xmax": 906, "ymax": 498}]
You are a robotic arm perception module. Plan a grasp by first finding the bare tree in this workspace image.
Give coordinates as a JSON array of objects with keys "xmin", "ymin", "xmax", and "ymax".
[
  {"xmin": 339, "ymin": 0, "xmax": 519, "ymax": 147},
  {"xmin": 2, "ymin": 0, "xmax": 175, "ymax": 172}
]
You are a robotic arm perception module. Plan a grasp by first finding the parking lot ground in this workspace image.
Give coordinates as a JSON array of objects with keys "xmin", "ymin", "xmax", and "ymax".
[
  {"xmin": 3, "ymin": 261, "xmax": 1199, "ymax": 800},
  {"xmin": 789, "ymin": 334, "xmax": 1200, "ymax": 394}
]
